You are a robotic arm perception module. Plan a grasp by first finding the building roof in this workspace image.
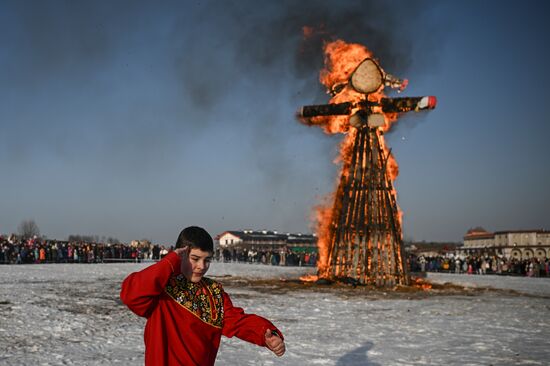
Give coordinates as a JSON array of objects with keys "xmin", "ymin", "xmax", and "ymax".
[
  {"xmin": 217, "ymin": 230, "xmax": 317, "ymax": 244},
  {"xmin": 464, "ymin": 228, "xmax": 548, "ymax": 241},
  {"xmin": 494, "ymin": 229, "xmax": 549, "ymax": 235},
  {"xmin": 464, "ymin": 226, "xmax": 493, "ymax": 240}
]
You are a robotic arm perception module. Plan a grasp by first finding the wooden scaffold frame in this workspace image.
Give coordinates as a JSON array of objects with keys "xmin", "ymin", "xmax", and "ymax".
[{"xmin": 322, "ymin": 126, "xmax": 409, "ymax": 286}]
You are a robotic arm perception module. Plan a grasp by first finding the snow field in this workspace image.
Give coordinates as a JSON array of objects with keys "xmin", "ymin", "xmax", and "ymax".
[{"xmin": 0, "ymin": 262, "xmax": 549, "ymax": 365}]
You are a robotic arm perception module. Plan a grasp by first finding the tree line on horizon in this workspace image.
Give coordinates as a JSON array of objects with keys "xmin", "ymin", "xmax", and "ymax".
[{"xmin": 11, "ymin": 219, "xmax": 120, "ymax": 244}]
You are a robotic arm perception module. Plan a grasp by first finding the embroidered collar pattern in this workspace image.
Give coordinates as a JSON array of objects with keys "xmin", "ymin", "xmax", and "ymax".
[{"xmin": 165, "ymin": 275, "xmax": 224, "ymax": 328}]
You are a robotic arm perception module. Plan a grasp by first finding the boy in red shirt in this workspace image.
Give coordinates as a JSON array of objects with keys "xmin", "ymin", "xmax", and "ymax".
[{"xmin": 120, "ymin": 226, "xmax": 285, "ymax": 365}]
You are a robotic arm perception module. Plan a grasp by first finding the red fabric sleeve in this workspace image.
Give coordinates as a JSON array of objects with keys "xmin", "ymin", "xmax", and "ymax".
[
  {"xmin": 221, "ymin": 291, "xmax": 284, "ymax": 347},
  {"xmin": 120, "ymin": 251, "xmax": 181, "ymax": 318}
]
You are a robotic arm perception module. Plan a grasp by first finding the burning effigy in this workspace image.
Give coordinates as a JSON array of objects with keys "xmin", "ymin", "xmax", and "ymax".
[{"xmin": 298, "ymin": 40, "xmax": 436, "ymax": 287}]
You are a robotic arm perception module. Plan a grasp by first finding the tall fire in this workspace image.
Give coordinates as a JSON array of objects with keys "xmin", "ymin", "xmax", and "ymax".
[{"xmin": 298, "ymin": 40, "xmax": 436, "ymax": 287}]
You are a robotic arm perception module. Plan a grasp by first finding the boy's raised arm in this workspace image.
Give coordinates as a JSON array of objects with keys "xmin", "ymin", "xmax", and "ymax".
[{"xmin": 120, "ymin": 251, "xmax": 181, "ymax": 318}]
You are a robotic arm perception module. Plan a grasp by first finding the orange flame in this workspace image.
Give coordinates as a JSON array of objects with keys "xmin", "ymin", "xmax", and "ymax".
[
  {"xmin": 311, "ymin": 39, "xmax": 404, "ymax": 277},
  {"xmin": 413, "ymin": 277, "xmax": 432, "ymax": 291},
  {"xmin": 320, "ymin": 40, "xmax": 373, "ymax": 91},
  {"xmin": 300, "ymin": 274, "xmax": 319, "ymax": 282}
]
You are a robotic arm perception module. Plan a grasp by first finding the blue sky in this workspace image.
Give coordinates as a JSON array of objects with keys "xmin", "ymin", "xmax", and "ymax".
[{"xmin": 1, "ymin": 0, "xmax": 549, "ymax": 244}]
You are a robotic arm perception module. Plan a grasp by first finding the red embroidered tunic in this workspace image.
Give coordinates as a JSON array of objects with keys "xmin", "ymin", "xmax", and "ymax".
[{"xmin": 120, "ymin": 252, "xmax": 283, "ymax": 366}]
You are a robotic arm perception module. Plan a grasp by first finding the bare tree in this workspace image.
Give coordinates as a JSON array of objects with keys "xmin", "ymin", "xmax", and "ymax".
[
  {"xmin": 18, "ymin": 219, "xmax": 40, "ymax": 239},
  {"xmin": 68, "ymin": 234, "xmax": 94, "ymax": 242}
]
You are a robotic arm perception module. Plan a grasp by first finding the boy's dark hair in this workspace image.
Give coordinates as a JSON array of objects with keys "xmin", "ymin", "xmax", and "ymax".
[{"xmin": 175, "ymin": 226, "xmax": 213, "ymax": 252}]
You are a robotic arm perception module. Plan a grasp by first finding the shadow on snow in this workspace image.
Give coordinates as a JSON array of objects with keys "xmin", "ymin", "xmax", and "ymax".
[{"xmin": 336, "ymin": 341, "xmax": 380, "ymax": 366}]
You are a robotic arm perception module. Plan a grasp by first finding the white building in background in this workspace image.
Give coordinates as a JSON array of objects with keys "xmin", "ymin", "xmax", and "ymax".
[
  {"xmin": 216, "ymin": 230, "xmax": 317, "ymax": 252},
  {"xmin": 460, "ymin": 227, "xmax": 550, "ymax": 260}
]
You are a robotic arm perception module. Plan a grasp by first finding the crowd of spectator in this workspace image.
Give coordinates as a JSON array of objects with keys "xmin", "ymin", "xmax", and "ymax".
[
  {"xmin": 0, "ymin": 235, "xmax": 316, "ymax": 267},
  {"xmin": 0, "ymin": 235, "xmax": 163, "ymax": 264},
  {"xmin": 217, "ymin": 247, "xmax": 317, "ymax": 267},
  {"xmin": 410, "ymin": 254, "xmax": 550, "ymax": 277},
  {"xmin": 4, "ymin": 234, "xmax": 549, "ymax": 277}
]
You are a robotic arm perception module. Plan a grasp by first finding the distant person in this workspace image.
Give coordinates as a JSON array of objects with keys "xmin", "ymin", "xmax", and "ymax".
[
  {"xmin": 159, "ymin": 246, "xmax": 168, "ymax": 259},
  {"xmin": 120, "ymin": 226, "xmax": 285, "ymax": 366}
]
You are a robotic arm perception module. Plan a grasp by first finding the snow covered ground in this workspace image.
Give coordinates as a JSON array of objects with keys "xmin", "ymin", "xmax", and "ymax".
[{"xmin": 0, "ymin": 262, "xmax": 549, "ymax": 365}]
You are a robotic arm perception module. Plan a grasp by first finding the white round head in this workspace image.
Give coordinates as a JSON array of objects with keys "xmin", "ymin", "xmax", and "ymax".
[{"xmin": 350, "ymin": 58, "xmax": 384, "ymax": 94}]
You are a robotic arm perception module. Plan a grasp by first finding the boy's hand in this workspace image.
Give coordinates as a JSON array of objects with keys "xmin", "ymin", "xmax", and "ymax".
[
  {"xmin": 174, "ymin": 246, "xmax": 189, "ymax": 259},
  {"xmin": 174, "ymin": 246, "xmax": 189, "ymax": 273},
  {"xmin": 264, "ymin": 329, "xmax": 285, "ymax": 357}
]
